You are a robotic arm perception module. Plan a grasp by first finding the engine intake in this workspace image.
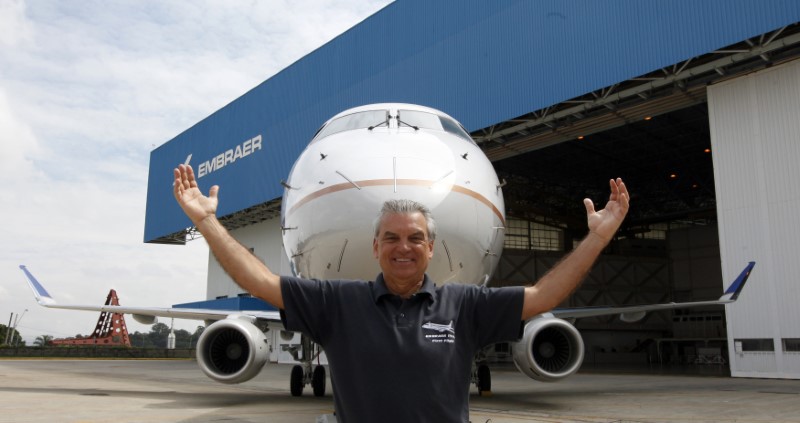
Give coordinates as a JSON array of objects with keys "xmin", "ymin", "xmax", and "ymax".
[
  {"xmin": 196, "ymin": 317, "xmax": 269, "ymax": 384},
  {"xmin": 511, "ymin": 316, "xmax": 584, "ymax": 382}
]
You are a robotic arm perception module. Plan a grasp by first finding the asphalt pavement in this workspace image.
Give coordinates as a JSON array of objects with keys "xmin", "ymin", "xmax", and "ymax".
[{"xmin": 1, "ymin": 359, "xmax": 798, "ymax": 422}]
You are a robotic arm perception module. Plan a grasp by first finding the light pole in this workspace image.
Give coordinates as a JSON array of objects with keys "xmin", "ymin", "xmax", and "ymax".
[
  {"xmin": 4, "ymin": 313, "xmax": 13, "ymax": 345},
  {"xmin": 11, "ymin": 309, "xmax": 27, "ymax": 347}
]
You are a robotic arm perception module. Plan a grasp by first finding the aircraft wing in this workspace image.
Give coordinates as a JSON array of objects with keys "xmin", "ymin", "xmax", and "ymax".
[
  {"xmin": 21, "ymin": 261, "xmax": 755, "ymax": 325},
  {"xmin": 550, "ymin": 261, "xmax": 755, "ymax": 322},
  {"xmin": 19, "ymin": 265, "xmax": 282, "ymax": 325}
]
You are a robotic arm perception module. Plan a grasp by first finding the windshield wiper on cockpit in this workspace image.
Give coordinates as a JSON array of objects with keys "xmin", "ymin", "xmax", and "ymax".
[
  {"xmin": 368, "ymin": 114, "xmax": 390, "ymax": 130},
  {"xmin": 396, "ymin": 118, "xmax": 419, "ymax": 130}
]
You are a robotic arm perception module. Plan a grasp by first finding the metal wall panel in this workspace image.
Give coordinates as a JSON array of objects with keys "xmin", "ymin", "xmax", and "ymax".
[
  {"xmin": 205, "ymin": 217, "xmax": 291, "ymax": 301},
  {"xmin": 709, "ymin": 59, "xmax": 800, "ymax": 378},
  {"xmin": 494, "ymin": 251, "xmax": 672, "ymax": 329},
  {"xmin": 146, "ymin": 0, "xmax": 800, "ymax": 241},
  {"xmin": 669, "ymin": 226, "xmax": 723, "ymax": 301}
]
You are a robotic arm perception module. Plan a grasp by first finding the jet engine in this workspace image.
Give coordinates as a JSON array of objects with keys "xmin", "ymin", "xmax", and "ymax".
[
  {"xmin": 196, "ymin": 317, "xmax": 270, "ymax": 384},
  {"xmin": 511, "ymin": 315, "xmax": 584, "ymax": 382}
]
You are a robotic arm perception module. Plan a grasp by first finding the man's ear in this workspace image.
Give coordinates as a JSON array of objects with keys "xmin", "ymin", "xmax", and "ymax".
[
  {"xmin": 373, "ymin": 238, "xmax": 379, "ymax": 259},
  {"xmin": 427, "ymin": 239, "xmax": 434, "ymax": 258}
]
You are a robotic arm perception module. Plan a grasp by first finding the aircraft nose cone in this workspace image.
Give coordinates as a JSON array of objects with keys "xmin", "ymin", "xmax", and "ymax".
[{"xmin": 281, "ymin": 121, "xmax": 503, "ymax": 284}]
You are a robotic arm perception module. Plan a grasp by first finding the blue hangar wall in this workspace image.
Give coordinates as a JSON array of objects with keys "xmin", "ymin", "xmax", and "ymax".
[{"xmin": 144, "ymin": 0, "xmax": 800, "ymax": 243}]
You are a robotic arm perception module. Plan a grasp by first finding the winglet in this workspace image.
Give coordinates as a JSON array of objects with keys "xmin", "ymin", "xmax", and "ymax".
[
  {"xmin": 19, "ymin": 265, "xmax": 56, "ymax": 306},
  {"xmin": 719, "ymin": 261, "xmax": 756, "ymax": 302}
]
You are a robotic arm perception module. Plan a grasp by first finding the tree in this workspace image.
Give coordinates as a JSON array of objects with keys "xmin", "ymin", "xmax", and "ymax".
[
  {"xmin": 148, "ymin": 323, "xmax": 171, "ymax": 348},
  {"xmin": 1, "ymin": 324, "xmax": 23, "ymax": 347},
  {"xmin": 129, "ymin": 331, "xmax": 155, "ymax": 348},
  {"xmin": 190, "ymin": 325, "xmax": 205, "ymax": 349},
  {"xmin": 128, "ymin": 324, "xmax": 207, "ymax": 349},
  {"xmin": 172, "ymin": 329, "xmax": 191, "ymax": 348},
  {"xmin": 34, "ymin": 335, "xmax": 54, "ymax": 347}
]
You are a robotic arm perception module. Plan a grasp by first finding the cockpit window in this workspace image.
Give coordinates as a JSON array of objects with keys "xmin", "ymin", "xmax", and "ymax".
[
  {"xmin": 312, "ymin": 110, "xmax": 388, "ymax": 142},
  {"xmin": 398, "ymin": 109, "xmax": 475, "ymax": 143},
  {"xmin": 396, "ymin": 109, "xmax": 440, "ymax": 130}
]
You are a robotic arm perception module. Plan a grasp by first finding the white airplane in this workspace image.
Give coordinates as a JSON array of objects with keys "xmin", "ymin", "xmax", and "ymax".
[
  {"xmin": 422, "ymin": 321, "xmax": 455, "ymax": 334},
  {"xmin": 20, "ymin": 103, "xmax": 756, "ymax": 398}
]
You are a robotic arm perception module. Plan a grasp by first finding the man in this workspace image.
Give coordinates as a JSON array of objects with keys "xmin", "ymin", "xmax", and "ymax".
[{"xmin": 173, "ymin": 164, "xmax": 629, "ymax": 422}]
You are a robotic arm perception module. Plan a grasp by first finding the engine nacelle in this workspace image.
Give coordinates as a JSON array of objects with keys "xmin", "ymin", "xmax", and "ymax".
[
  {"xmin": 511, "ymin": 315, "xmax": 584, "ymax": 382},
  {"xmin": 196, "ymin": 317, "xmax": 270, "ymax": 384}
]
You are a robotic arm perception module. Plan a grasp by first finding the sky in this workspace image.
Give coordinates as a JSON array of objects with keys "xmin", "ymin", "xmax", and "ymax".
[{"xmin": 0, "ymin": 0, "xmax": 393, "ymax": 344}]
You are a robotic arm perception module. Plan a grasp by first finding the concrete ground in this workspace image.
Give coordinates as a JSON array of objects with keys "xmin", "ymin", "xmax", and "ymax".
[{"xmin": 0, "ymin": 359, "xmax": 798, "ymax": 423}]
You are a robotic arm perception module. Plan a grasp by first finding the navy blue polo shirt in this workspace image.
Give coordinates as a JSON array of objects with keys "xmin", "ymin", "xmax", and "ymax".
[{"xmin": 280, "ymin": 273, "xmax": 524, "ymax": 423}]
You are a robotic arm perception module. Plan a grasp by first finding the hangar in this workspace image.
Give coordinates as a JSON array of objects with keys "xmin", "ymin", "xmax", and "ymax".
[{"xmin": 145, "ymin": 0, "xmax": 800, "ymax": 379}]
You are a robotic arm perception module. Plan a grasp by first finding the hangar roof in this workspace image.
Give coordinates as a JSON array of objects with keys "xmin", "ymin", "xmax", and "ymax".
[
  {"xmin": 145, "ymin": 0, "xmax": 800, "ymax": 244},
  {"xmin": 489, "ymin": 24, "xmax": 800, "ymax": 236}
]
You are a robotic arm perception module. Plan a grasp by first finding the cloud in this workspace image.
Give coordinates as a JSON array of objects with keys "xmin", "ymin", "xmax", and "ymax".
[
  {"xmin": 0, "ymin": 0, "xmax": 33, "ymax": 47},
  {"xmin": 0, "ymin": 88, "xmax": 40, "ymax": 182},
  {"xmin": 0, "ymin": 0, "xmax": 393, "ymax": 343}
]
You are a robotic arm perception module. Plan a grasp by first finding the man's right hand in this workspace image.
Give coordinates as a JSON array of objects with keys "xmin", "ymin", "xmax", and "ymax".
[
  {"xmin": 172, "ymin": 164, "xmax": 284, "ymax": 309},
  {"xmin": 173, "ymin": 164, "xmax": 219, "ymax": 226}
]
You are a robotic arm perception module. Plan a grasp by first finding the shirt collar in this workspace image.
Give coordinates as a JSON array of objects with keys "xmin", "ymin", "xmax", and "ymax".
[{"xmin": 373, "ymin": 273, "xmax": 435, "ymax": 303}]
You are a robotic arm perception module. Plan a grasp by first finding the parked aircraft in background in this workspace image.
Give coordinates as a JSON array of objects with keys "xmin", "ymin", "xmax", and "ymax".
[{"xmin": 19, "ymin": 104, "xmax": 756, "ymax": 397}]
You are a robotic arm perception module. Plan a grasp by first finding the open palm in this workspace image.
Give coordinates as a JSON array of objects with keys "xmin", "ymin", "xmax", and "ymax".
[
  {"xmin": 584, "ymin": 178, "xmax": 629, "ymax": 242},
  {"xmin": 173, "ymin": 164, "xmax": 219, "ymax": 226}
]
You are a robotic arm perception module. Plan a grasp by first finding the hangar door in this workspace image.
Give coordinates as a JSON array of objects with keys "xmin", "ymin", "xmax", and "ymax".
[{"xmin": 708, "ymin": 59, "xmax": 800, "ymax": 379}]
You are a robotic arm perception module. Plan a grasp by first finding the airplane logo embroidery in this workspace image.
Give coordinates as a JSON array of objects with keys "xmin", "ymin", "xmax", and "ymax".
[{"xmin": 422, "ymin": 321, "xmax": 455, "ymax": 334}]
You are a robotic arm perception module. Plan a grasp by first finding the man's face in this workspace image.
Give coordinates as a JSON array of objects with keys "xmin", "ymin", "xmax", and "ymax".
[{"xmin": 373, "ymin": 211, "xmax": 434, "ymax": 286}]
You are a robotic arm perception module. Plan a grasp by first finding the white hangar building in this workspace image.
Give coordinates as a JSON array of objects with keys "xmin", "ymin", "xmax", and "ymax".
[{"xmin": 145, "ymin": 0, "xmax": 800, "ymax": 379}]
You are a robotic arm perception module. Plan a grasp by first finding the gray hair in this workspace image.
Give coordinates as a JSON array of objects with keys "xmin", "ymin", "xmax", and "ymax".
[{"xmin": 373, "ymin": 199, "xmax": 437, "ymax": 241}]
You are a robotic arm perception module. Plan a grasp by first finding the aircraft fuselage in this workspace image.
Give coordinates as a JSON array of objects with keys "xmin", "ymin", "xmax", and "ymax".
[{"xmin": 281, "ymin": 104, "xmax": 505, "ymax": 285}]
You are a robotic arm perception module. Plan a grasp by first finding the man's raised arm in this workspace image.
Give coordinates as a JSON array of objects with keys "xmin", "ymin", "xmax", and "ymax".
[
  {"xmin": 173, "ymin": 164, "xmax": 284, "ymax": 309},
  {"xmin": 521, "ymin": 178, "xmax": 630, "ymax": 320}
]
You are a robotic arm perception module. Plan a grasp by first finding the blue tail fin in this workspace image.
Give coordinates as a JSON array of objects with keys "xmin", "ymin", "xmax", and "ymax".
[{"xmin": 19, "ymin": 265, "xmax": 55, "ymax": 303}]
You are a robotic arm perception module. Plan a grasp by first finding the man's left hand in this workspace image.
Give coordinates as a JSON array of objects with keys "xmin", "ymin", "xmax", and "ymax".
[{"xmin": 584, "ymin": 178, "xmax": 629, "ymax": 243}]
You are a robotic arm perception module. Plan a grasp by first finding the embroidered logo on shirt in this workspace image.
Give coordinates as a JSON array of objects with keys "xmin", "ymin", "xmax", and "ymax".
[
  {"xmin": 422, "ymin": 321, "xmax": 456, "ymax": 344},
  {"xmin": 422, "ymin": 321, "xmax": 455, "ymax": 334}
]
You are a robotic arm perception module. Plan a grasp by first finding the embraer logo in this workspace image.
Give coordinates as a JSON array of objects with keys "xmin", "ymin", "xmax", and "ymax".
[
  {"xmin": 188, "ymin": 134, "xmax": 263, "ymax": 178},
  {"xmin": 422, "ymin": 321, "xmax": 455, "ymax": 334}
]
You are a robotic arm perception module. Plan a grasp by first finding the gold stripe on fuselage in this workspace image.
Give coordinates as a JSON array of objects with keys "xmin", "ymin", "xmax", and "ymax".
[{"xmin": 288, "ymin": 178, "xmax": 505, "ymax": 225}]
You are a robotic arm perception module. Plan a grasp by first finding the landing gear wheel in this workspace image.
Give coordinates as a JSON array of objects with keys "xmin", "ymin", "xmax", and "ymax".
[
  {"xmin": 312, "ymin": 365, "xmax": 326, "ymax": 397},
  {"xmin": 477, "ymin": 364, "xmax": 491, "ymax": 396},
  {"xmin": 290, "ymin": 364, "xmax": 304, "ymax": 397}
]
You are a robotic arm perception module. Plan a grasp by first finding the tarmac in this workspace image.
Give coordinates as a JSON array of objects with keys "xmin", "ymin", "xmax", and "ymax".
[{"xmin": 1, "ymin": 359, "xmax": 799, "ymax": 423}]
